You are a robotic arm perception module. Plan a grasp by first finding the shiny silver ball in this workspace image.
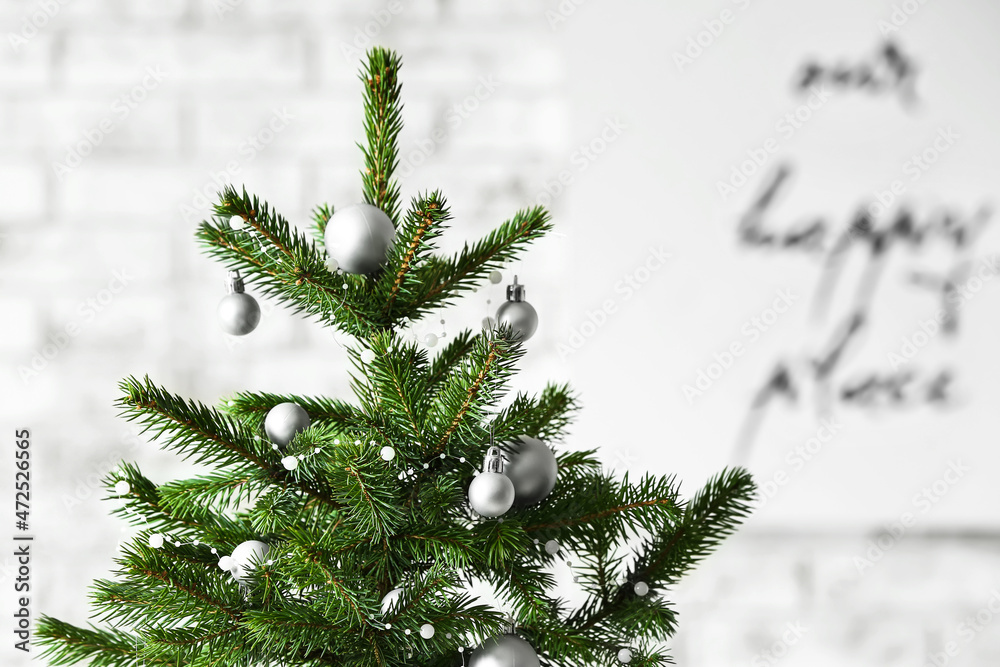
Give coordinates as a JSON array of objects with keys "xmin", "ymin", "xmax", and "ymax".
[
  {"xmin": 496, "ymin": 300, "xmax": 538, "ymax": 340},
  {"xmin": 468, "ymin": 471, "xmax": 515, "ymax": 517},
  {"xmin": 504, "ymin": 435, "xmax": 558, "ymax": 506},
  {"xmin": 217, "ymin": 292, "xmax": 260, "ymax": 335},
  {"xmin": 380, "ymin": 587, "xmax": 403, "ymax": 615},
  {"xmin": 617, "ymin": 648, "xmax": 633, "ymax": 664},
  {"xmin": 264, "ymin": 402, "xmax": 311, "ymax": 447},
  {"xmin": 229, "ymin": 540, "xmax": 269, "ymax": 584},
  {"xmin": 324, "ymin": 203, "xmax": 395, "ymax": 275},
  {"xmin": 470, "ymin": 635, "xmax": 540, "ymax": 667}
]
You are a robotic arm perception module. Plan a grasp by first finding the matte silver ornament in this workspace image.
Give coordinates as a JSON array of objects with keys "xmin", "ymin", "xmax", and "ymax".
[
  {"xmin": 469, "ymin": 634, "xmax": 540, "ymax": 667},
  {"xmin": 504, "ymin": 435, "xmax": 558, "ymax": 506},
  {"xmin": 265, "ymin": 402, "xmax": 311, "ymax": 447},
  {"xmin": 495, "ymin": 276, "xmax": 538, "ymax": 340},
  {"xmin": 324, "ymin": 203, "xmax": 396, "ymax": 275},
  {"xmin": 229, "ymin": 540, "xmax": 270, "ymax": 584},
  {"xmin": 468, "ymin": 446, "xmax": 515, "ymax": 518},
  {"xmin": 217, "ymin": 270, "xmax": 260, "ymax": 335}
]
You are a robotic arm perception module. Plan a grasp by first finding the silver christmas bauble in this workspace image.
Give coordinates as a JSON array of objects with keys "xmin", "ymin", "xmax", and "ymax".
[
  {"xmin": 470, "ymin": 634, "xmax": 540, "ymax": 667},
  {"xmin": 469, "ymin": 472, "xmax": 515, "ymax": 517},
  {"xmin": 229, "ymin": 540, "xmax": 269, "ymax": 584},
  {"xmin": 496, "ymin": 301, "xmax": 538, "ymax": 340},
  {"xmin": 324, "ymin": 203, "xmax": 396, "ymax": 275},
  {"xmin": 265, "ymin": 402, "xmax": 311, "ymax": 447},
  {"xmin": 217, "ymin": 292, "xmax": 260, "ymax": 335},
  {"xmin": 496, "ymin": 276, "xmax": 538, "ymax": 340},
  {"xmin": 380, "ymin": 587, "xmax": 403, "ymax": 615},
  {"xmin": 504, "ymin": 436, "xmax": 558, "ymax": 506}
]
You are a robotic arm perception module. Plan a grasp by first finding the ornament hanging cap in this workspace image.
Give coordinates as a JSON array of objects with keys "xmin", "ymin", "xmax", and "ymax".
[
  {"xmin": 484, "ymin": 446, "xmax": 505, "ymax": 473},
  {"xmin": 506, "ymin": 275, "xmax": 526, "ymax": 302},
  {"xmin": 226, "ymin": 270, "xmax": 246, "ymax": 294}
]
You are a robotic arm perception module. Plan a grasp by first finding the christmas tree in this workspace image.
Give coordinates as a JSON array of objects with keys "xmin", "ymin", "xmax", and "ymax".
[{"xmin": 37, "ymin": 48, "xmax": 755, "ymax": 667}]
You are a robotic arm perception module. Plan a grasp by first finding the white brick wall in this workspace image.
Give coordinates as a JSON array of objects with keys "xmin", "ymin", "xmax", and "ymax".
[{"xmin": 2, "ymin": 1, "xmax": 998, "ymax": 666}]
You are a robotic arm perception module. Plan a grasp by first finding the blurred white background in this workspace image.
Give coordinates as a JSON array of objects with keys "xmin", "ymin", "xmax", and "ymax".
[{"xmin": 2, "ymin": 0, "xmax": 1000, "ymax": 665}]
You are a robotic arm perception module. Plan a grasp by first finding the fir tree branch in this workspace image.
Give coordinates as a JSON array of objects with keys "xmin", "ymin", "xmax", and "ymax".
[
  {"xmin": 118, "ymin": 375, "xmax": 269, "ymax": 470},
  {"xmin": 36, "ymin": 617, "xmax": 162, "ymax": 667},
  {"xmin": 528, "ymin": 383, "xmax": 579, "ymax": 442},
  {"xmin": 521, "ymin": 473, "xmax": 682, "ymax": 542},
  {"xmin": 360, "ymin": 47, "xmax": 404, "ymax": 223},
  {"xmin": 120, "ymin": 376, "xmax": 342, "ymax": 511},
  {"xmin": 362, "ymin": 332, "xmax": 431, "ymax": 446},
  {"xmin": 379, "ymin": 191, "xmax": 451, "ymax": 317},
  {"xmin": 426, "ymin": 329, "xmax": 477, "ymax": 392},
  {"xmin": 636, "ymin": 467, "xmax": 755, "ymax": 586},
  {"xmin": 198, "ymin": 186, "xmax": 379, "ymax": 337},
  {"xmin": 109, "ymin": 463, "xmax": 250, "ymax": 545},
  {"xmin": 157, "ymin": 467, "xmax": 265, "ymax": 515},
  {"xmin": 224, "ymin": 390, "xmax": 362, "ymax": 433},
  {"xmin": 312, "ymin": 203, "xmax": 334, "ymax": 243},
  {"xmin": 571, "ymin": 469, "xmax": 754, "ymax": 637},
  {"xmin": 329, "ymin": 440, "xmax": 404, "ymax": 539},
  {"xmin": 406, "ymin": 207, "xmax": 552, "ymax": 316},
  {"xmin": 430, "ymin": 329, "xmax": 523, "ymax": 456}
]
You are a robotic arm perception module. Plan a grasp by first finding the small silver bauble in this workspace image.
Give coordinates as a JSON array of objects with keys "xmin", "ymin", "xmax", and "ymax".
[
  {"xmin": 217, "ymin": 270, "xmax": 260, "ymax": 335},
  {"xmin": 229, "ymin": 539, "xmax": 270, "ymax": 584},
  {"xmin": 468, "ymin": 447, "xmax": 515, "ymax": 518},
  {"xmin": 264, "ymin": 402, "xmax": 311, "ymax": 447},
  {"xmin": 380, "ymin": 587, "xmax": 403, "ymax": 615},
  {"xmin": 495, "ymin": 276, "xmax": 538, "ymax": 341},
  {"xmin": 503, "ymin": 435, "xmax": 558, "ymax": 506},
  {"xmin": 323, "ymin": 203, "xmax": 396, "ymax": 275},
  {"xmin": 617, "ymin": 648, "xmax": 633, "ymax": 664},
  {"xmin": 469, "ymin": 634, "xmax": 540, "ymax": 667}
]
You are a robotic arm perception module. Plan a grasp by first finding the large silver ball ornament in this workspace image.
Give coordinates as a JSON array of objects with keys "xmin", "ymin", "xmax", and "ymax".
[
  {"xmin": 217, "ymin": 270, "xmax": 260, "ymax": 335},
  {"xmin": 218, "ymin": 293, "xmax": 261, "ymax": 335},
  {"xmin": 469, "ymin": 634, "xmax": 540, "ymax": 667},
  {"xmin": 324, "ymin": 203, "xmax": 396, "ymax": 275},
  {"xmin": 469, "ymin": 472, "xmax": 515, "ymax": 518},
  {"xmin": 468, "ymin": 446, "xmax": 515, "ymax": 518},
  {"xmin": 496, "ymin": 301, "xmax": 538, "ymax": 341},
  {"xmin": 229, "ymin": 540, "xmax": 270, "ymax": 584},
  {"xmin": 495, "ymin": 276, "xmax": 538, "ymax": 341},
  {"xmin": 380, "ymin": 587, "xmax": 403, "ymax": 615},
  {"xmin": 504, "ymin": 435, "xmax": 558, "ymax": 506},
  {"xmin": 264, "ymin": 402, "xmax": 311, "ymax": 447}
]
